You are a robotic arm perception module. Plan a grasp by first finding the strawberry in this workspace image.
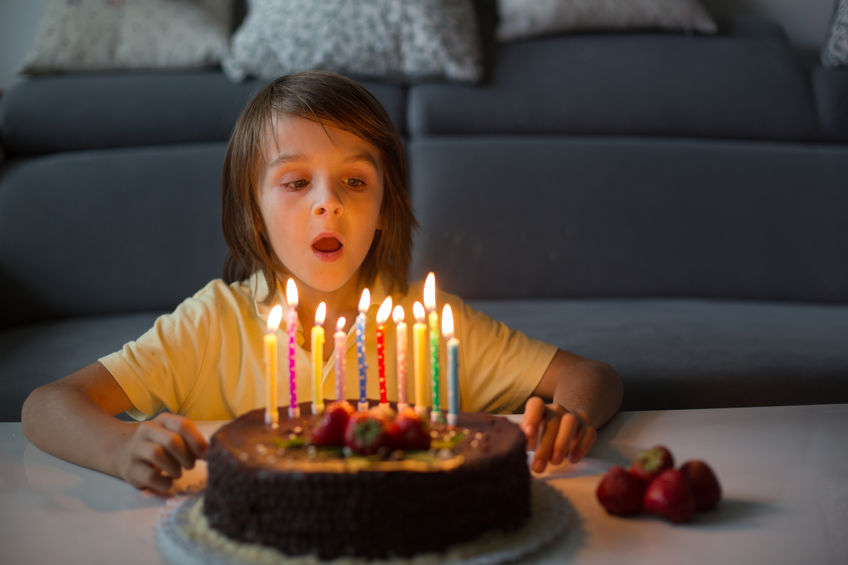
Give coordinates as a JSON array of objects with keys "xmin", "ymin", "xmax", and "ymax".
[
  {"xmin": 310, "ymin": 401, "xmax": 354, "ymax": 447},
  {"xmin": 388, "ymin": 408, "xmax": 431, "ymax": 451},
  {"xmin": 643, "ymin": 468, "xmax": 696, "ymax": 524},
  {"xmin": 629, "ymin": 445, "xmax": 674, "ymax": 483},
  {"xmin": 344, "ymin": 412, "xmax": 390, "ymax": 456},
  {"xmin": 595, "ymin": 465, "xmax": 646, "ymax": 516},
  {"xmin": 680, "ymin": 460, "xmax": 722, "ymax": 511}
]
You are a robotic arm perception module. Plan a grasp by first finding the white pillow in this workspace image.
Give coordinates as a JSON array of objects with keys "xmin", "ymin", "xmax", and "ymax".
[
  {"xmin": 497, "ymin": 0, "xmax": 717, "ymax": 41},
  {"xmin": 223, "ymin": 0, "xmax": 484, "ymax": 83},
  {"xmin": 822, "ymin": 0, "xmax": 848, "ymax": 68},
  {"xmin": 21, "ymin": 0, "xmax": 232, "ymax": 73}
]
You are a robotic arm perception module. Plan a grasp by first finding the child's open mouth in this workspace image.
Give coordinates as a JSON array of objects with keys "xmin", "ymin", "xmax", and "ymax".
[{"xmin": 312, "ymin": 236, "xmax": 343, "ymax": 261}]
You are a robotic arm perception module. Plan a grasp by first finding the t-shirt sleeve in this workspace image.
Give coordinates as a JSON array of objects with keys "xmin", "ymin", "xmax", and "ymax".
[
  {"xmin": 98, "ymin": 289, "xmax": 212, "ymax": 420},
  {"xmin": 453, "ymin": 295, "xmax": 558, "ymax": 414}
]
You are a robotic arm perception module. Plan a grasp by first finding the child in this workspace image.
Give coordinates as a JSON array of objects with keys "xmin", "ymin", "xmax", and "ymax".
[{"xmin": 22, "ymin": 71, "xmax": 622, "ymax": 495}]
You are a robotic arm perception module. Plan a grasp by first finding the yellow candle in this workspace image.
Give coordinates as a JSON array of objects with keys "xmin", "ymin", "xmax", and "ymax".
[
  {"xmin": 265, "ymin": 304, "xmax": 283, "ymax": 427},
  {"xmin": 312, "ymin": 301, "xmax": 326, "ymax": 415},
  {"xmin": 393, "ymin": 305, "xmax": 408, "ymax": 412},
  {"xmin": 412, "ymin": 301, "xmax": 427, "ymax": 419}
]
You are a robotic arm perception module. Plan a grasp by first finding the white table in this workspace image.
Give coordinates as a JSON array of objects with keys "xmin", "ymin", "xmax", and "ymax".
[{"xmin": 2, "ymin": 404, "xmax": 846, "ymax": 564}]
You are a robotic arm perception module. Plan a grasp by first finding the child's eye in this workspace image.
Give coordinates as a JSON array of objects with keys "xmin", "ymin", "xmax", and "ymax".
[
  {"xmin": 282, "ymin": 179, "xmax": 310, "ymax": 191},
  {"xmin": 344, "ymin": 178, "xmax": 366, "ymax": 190}
]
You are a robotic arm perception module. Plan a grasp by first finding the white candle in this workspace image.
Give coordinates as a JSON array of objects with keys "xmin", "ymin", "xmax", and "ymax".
[
  {"xmin": 334, "ymin": 317, "xmax": 346, "ymax": 402},
  {"xmin": 312, "ymin": 302, "xmax": 326, "ymax": 416},
  {"xmin": 393, "ymin": 305, "xmax": 408, "ymax": 412},
  {"xmin": 442, "ymin": 304, "xmax": 459, "ymax": 427},
  {"xmin": 264, "ymin": 304, "xmax": 283, "ymax": 427}
]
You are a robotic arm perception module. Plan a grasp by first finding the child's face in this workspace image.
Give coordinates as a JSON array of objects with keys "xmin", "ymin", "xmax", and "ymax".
[{"xmin": 258, "ymin": 114, "xmax": 384, "ymax": 297}]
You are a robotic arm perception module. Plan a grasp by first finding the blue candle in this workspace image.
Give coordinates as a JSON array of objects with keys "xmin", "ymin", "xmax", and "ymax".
[
  {"xmin": 442, "ymin": 304, "xmax": 459, "ymax": 426},
  {"xmin": 356, "ymin": 288, "xmax": 370, "ymax": 411}
]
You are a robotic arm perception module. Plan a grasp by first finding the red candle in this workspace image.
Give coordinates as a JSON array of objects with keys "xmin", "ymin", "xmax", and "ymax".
[{"xmin": 375, "ymin": 296, "xmax": 393, "ymax": 408}]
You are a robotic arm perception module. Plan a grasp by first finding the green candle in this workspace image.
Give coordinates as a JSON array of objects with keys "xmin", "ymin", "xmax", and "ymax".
[{"xmin": 424, "ymin": 273, "xmax": 441, "ymax": 422}]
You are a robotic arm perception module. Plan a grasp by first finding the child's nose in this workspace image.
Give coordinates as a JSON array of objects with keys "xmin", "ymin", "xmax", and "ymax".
[{"xmin": 312, "ymin": 182, "xmax": 343, "ymax": 217}]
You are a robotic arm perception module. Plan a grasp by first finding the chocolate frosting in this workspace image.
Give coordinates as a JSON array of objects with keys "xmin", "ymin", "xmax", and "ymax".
[{"xmin": 203, "ymin": 404, "xmax": 531, "ymax": 560}]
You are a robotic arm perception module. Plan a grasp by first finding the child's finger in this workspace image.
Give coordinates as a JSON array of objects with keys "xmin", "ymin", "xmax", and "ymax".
[
  {"xmin": 568, "ymin": 425, "xmax": 597, "ymax": 464},
  {"xmin": 156, "ymin": 413, "xmax": 208, "ymax": 460},
  {"xmin": 136, "ymin": 440, "xmax": 183, "ymax": 479},
  {"xmin": 125, "ymin": 459, "xmax": 174, "ymax": 494},
  {"xmin": 532, "ymin": 414, "xmax": 559, "ymax": 473},
  {"xmin": 140, "ymin": 422, "xmax": 195, "ymax": 471},
  {"xmin": 521, "ymin": 397, "xmax": 545, "ymax": 450},
  {"xmin": 551, "ymin": 412, "xmax": 578, "ymax": 465}
]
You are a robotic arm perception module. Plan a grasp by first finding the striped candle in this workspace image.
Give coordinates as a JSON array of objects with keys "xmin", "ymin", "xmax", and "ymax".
[
  {"xmin": 424, "ymin": 273, "xmax": 440, "ymax": 423},
  {"xmin": 285, "ymin": 278, "xmax": 299, "ymax": 418},
  {"xmin": 356, "ymin": 288, "xmax": 370, "ymax": 411}
]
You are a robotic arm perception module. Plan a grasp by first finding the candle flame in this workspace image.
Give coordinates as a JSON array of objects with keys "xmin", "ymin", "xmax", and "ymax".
[
  {"xmin": 376, "ymin": 296, "xmax": 393, "ymax": 324},
  {"xmin": 358, "ymin": 288, "xmax": 371, "ymax": 313},
  {"xmin": 285, "ymin": 278, "xmax": 298, "ymax": 307},
  {"xmin": 413, "ymin": 301, "xmax": 426, "ymax": 323},
  {"xmin": 267, "ymin": 304, "xmax": 283, "ymax": 332},
  {"xmin": 441, "ymin": 304, "xmax": 454, "ymax": 339},
  {"xmin": 392, "ymin": 304, "xmax": 405, "ymax": 324},
  {"xmin": 424, "ymin": 272, "xmax": 436, "ymax": 311},
  {"xmin": 315, "ymin": 302, "xmax": 326, "ymax": 326},
  {"xmin": 336, "ymin": 316, "xmax": 346, "ymax": 332}
]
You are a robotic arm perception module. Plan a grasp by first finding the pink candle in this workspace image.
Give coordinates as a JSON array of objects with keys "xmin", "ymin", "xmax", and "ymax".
[
  {"xmin": 375, "ymin": 297, "xmax": 393, "ymax": 408},
  {"xmin": 334, "ymin": 316, "xmax": 346, "ymax": 402},
  {"xmin": 393, "ymin": 305, "xmax": 408, "ymax": 412},
  {"xmin": 286, "ymin": 278, "xmax": 299, "ymax": 418}
]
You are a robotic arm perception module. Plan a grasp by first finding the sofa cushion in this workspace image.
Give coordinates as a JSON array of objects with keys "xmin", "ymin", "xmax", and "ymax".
[
  {"xmin": 470, "ymin": 298, "xmax": 848, "ymax": 411},
  {"xmin": 223, "ymin": 0, "xmax": 483, "ymax": 83},
  {"xmin": 0, "ymin": 72, "xmax": 407, "ymax": 155},
  {"xmin": 0, "ymin": 144, "xmax": 228, "ymax": 327},
  {"xmin": 0, "ymin": 312, "xmax": 161, "ymax": 421},
  {"xmin": 409, "ymin": 137, "xmax": 848, "ymax": 302},
  {"xmin": 21, "ymin": 0, "xmax": 232, "ymax": 73},
  {"xmin": 496, "ymin": 0, "xmax": 717, "ymax": 41},
  {"xmin": 408, "ymin": 18, "xmax": 819, "ymax": 141},
  {"xmin": 812, "ymin": 66, "xmax": 848, "ymax": 141}
]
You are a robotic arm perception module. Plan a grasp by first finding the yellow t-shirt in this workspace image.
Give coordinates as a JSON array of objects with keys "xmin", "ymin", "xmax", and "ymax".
[{"xmin": 99, "ymin": 272, "xmax": 557, "ymax": 420}]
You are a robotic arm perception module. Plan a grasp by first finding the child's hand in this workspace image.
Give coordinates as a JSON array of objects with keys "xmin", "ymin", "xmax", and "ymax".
[
  {"xmin": 521, "ymin": 396, "xmax": 597, "ymax": 473},
  {"xmin": 116, "ymin": 412, "xmax": 208, "ymax": 495}
]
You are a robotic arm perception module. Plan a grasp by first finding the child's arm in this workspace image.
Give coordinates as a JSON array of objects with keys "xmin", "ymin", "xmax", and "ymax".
[
  {"xmin": 521, "ymin": 350, "xmax": 622, "ymax": 472},
  {"xmin": 21, "ymin": 361, "xmax": 207, "ymax": 495}
]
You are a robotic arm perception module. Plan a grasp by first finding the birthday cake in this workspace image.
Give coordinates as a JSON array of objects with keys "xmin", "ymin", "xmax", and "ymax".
[{"xmin": 202, "ymin": 402, "xmax": 531, "ymax": 560}]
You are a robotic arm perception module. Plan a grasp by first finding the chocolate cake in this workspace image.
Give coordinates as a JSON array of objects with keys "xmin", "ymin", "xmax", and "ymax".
[{"xmin": 202, "ymin": 403, "xmax": 531, "ymax": 560}]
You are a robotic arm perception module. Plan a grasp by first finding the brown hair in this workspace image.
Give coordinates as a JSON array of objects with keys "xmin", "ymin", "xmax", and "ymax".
[{"xmin": 221, "ymin": 71, "xmax": 417, "ymax": 301}]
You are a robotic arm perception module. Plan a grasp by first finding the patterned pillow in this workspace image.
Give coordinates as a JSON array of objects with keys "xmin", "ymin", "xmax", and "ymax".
[
  {"xmin": 21, "ymin": 0, "xmax": 232, "ymax": 73},
  {"xmin": 822, "ymin": 0, "xmax": 848, "ymax": 68},
  {"xmin": 497, "ymin": 0, "xmax": 717, "ymax": 41},
  {"xmin": 223, "ymin": 0, "xmax": 483, "ymax": 83}
]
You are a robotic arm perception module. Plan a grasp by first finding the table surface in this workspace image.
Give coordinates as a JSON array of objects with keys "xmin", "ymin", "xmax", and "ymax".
[{"xmin": 2, "ymin": 403, "xmax": 847, "ymax": 565}]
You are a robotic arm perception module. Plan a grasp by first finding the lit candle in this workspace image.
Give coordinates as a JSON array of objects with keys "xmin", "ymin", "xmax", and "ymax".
[
  {"xmin": 375, "ymin": 297, "xmax": 393, "ymax": 408},
  {"xmin": 442, "ymin": 304, "xmax": 459, "ymax": 427},
  {"xmin": 311, "ymin": 301, "xmax": 326, "ymax": 416},
  {"xmin": 412, "ymin": 301, "xmax": 427, "ymax": 419},
  {"xmin": 356, "ymin": 288, "xmax": 370, "ymax": 411},
  {"xmin": 286, "ymin": 278, "xmax": 300, "ymax": 418},
  {"xmin": 393, "ymin": 305, "xmax": 408, "ymax": 412},
  {"xmin": 264, "ymin": 304, "xmax": 283, "ymax": 427},
  {"xmin": 334, "ymin": 317, "xmax": 346, "ymax": 403},
  {"xmin": 424, "ymin": 272, "xmax": 440, "ymax": 423}
]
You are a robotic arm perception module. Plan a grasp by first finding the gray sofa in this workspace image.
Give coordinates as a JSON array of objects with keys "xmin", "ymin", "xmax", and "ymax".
[{"xmin": 2, "ymin": 16, "xmax": 847, "ymax": 421}]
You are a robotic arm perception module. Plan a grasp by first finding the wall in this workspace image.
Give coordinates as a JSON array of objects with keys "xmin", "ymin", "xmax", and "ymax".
[{"xmin": 0, "ymin": 0, "xmax": 840, "ymax": 93}]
